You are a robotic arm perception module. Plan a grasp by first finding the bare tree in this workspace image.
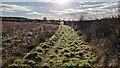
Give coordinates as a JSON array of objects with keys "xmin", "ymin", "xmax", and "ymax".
[
  {"xmin": 79, "ymin": 15, "xmax": 84, "ymax": 21},
  {"xmin": 43, "ymin": 17, "xmax": 47, "ymax": 23}
]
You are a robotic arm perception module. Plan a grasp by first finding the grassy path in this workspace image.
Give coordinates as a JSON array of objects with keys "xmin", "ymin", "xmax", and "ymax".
[
  {"xmin": 39, "ymin": 25, "xmax": 63, "ymax": 65},
  {"xmin": 9, "ymin": 25, "xmax": 98, "ymax": 67}
]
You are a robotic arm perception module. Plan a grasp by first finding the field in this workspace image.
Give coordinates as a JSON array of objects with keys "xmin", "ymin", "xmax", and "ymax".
[
  {"xmin": 2, "ymin": 21, "xmax": 59, "ymax": 67},
  {"xmin": 1, "ymin": 17, "xmax": 120, "ymax": 67},
  {"xmin": 9, "ymin": 25, "xmax": 98, "ymax": 67}
]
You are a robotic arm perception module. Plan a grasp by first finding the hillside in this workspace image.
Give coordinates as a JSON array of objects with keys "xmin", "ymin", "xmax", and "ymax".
[{"xmin": 9, "ymin": 25, "xmax": 98, "ymax": 67}]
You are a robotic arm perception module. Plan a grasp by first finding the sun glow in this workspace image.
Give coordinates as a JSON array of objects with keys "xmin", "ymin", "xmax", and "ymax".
[{"xmin": 56, "ymin": 0, "xmax": 69, "ymax": 4}]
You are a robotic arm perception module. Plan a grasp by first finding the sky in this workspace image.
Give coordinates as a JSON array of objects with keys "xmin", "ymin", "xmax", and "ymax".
[
  {"xmin": 1, "ymin": 0, "xmax": 119, "ymax": 2},
  {"xmin": 0, "ymin": 0, "xmax": 119, "ymax": 20}
]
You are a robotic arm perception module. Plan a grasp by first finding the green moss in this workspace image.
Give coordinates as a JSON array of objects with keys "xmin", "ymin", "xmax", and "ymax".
[
  {"xmin": 71, "ymin": 58, "xmax": 79, "ymax": 62},
  {"xmin": 41, "ymin": 45, "xmax": 50, "ymax": 49},
  {"xmin": 14, "ymin": 59, "xmax": 24, "ymax": 64},
  {"xmin": 24, "ymin": 60, "xmax": 36, "ymax": 65},
  {"xmin": 42, "ymin": 63, "xmax": 50, "ymax": 66},
  {"xmin": 9, "ymin": 63, "xmax": 19, "ymax": 66},
  {"xmin": 9, "ymin": 63, "xmax": 30, "ymax": 67},
  {"xmin": 24, "ymin": 52, "xmax": 42, "ymax": 62},
  {"xmin": 49, "ymin": 54, "xmax": 56, "ymax": 59},
  {"xmin": 63, "ymin": 61, "xmax": 77, "ymax": 66},
  {"xmin": 64, "ymin": 53, "xmax": 71, "ymax": 58},
  {"xmin": 56, "ymin": 59, "xmax": 62, "ymax": 63},
  {"xmin": 79, "ymin": 63, "xmax": 91, "ymax": 67},
  {"xmin": 36, "ymin": 47, "xmax": 44, "ymax": 53}
]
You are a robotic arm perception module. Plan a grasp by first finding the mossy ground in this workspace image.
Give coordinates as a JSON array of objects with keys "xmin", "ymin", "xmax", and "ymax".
[{"xmin": 10, "ymin": 25, "xmax": 98, "ymax": 67}]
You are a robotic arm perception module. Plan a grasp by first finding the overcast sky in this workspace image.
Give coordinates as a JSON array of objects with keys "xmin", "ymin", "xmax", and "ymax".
[{"xmin": 0, "ymin": 0, "xmax": 119, "ymax": 20}]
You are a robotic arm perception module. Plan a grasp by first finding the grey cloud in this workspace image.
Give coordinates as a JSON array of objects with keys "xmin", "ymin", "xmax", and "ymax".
[
  {"xmin": 99, "ymin": 2, "xmax": 118, "ymax": 9},
  {"xmin": 0, "ymin": 4, "xmax": 31, "ymax": 12},
  {"xmin": 27, "ymin": 12, "xmax": 50, "ymax": 16}
]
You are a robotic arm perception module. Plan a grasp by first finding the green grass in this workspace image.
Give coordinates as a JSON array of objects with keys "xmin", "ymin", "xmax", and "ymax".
[{"xmin": 10, "ymin": 25, "xmax": 98, "ymax": 67}]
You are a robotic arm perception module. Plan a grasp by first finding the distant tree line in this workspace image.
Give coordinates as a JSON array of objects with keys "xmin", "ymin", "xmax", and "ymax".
[{"xmin": 1, "ymin": 16, "xmax": 60, "ymax": 25}]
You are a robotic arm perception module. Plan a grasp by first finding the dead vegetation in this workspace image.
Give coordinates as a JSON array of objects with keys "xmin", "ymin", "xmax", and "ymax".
[{"xmin": 65, "ymin": 17, "xmax": 120, "ymax": 67}]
